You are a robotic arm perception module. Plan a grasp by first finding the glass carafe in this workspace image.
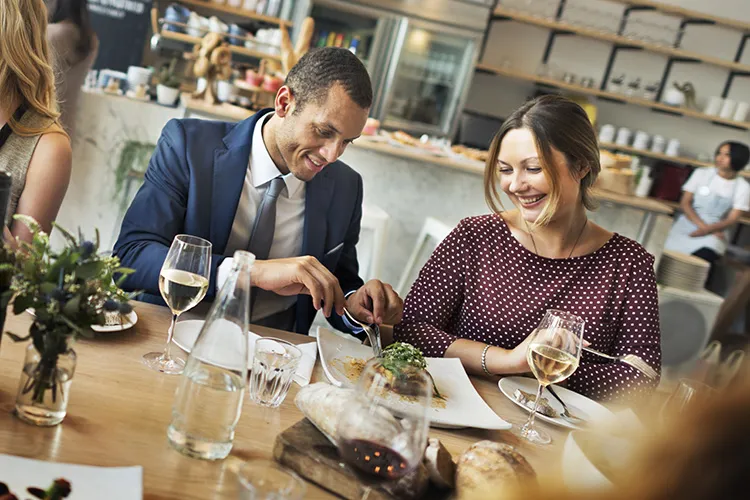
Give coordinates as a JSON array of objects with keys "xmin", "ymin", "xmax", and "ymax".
[{"xmin": 167, "ymin": 250, "xmax": 255, "ymax": 460}]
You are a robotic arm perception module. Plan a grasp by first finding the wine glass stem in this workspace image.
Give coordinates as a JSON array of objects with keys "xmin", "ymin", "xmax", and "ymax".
[
  {"xmin": 523, "ymin": 381, "xmax": 546, "ymax": 432},
  {"xmin": 163, "ymin": 313, "xmax": 179, "ymax": 361}
]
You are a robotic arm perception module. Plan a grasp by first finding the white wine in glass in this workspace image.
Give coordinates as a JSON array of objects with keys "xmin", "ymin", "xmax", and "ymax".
[
  {"xmin": 518, "ymin": 309, "xmax": 585, "ymax": 445},
  {"xmin": 143, "ymin": 234, "xmax": 212, "ymax": 374}
]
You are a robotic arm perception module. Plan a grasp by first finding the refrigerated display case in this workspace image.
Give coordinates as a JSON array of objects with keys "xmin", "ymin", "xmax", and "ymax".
[{"xmin": 291, "ymin": 0, "xmax": 491, "ymax": 138}]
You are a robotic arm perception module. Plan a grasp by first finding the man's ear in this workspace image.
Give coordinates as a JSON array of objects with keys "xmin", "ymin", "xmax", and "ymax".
[{"xmin": 275, "ymin": 86, "xmax": 295, "ymax": 117}]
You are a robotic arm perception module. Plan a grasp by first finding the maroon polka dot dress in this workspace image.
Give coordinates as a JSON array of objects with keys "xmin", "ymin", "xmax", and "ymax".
[{"xmin": 394, "ymin": 215, "xmax": 661, "ymax": 401}]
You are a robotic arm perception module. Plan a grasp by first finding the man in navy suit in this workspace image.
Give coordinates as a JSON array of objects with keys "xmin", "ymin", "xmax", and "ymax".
[{"xmin": 114, "ymin": 48, "xmax": 402, "ymax": 335}]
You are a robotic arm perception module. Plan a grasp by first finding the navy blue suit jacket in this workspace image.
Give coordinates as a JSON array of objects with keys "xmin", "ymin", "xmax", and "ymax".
[{"xmin": 113, "ymin": 109, "xmax": 365, "ymax": 335}]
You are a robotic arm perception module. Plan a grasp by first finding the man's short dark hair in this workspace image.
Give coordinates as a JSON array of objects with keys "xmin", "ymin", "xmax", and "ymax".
[{"xmin": 285, "ymin": 47, "xmax": 372, "ymax": 110}]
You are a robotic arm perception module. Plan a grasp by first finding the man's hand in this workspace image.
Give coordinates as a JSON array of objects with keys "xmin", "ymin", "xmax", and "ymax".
[
  {"xmin": 251, "ymin": 257, "xmax": 345, "ymax": 317},
  {"xmin": 346, "ymin": 280, "xmax": 403, "ymax": 326}
]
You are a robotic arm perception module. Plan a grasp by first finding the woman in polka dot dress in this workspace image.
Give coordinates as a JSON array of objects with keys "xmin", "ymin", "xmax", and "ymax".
[{"xmin": 394, "ymin": 95, "xmax": 661, "ymax": 401}]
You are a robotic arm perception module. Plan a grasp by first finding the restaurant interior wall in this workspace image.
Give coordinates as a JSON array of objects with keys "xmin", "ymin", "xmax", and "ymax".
[{"xmin": 466, "ymin": 0, "xmax": 750, "ymax": 159}]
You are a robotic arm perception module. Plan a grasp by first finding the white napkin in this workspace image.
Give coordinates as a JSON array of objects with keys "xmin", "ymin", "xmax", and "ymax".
[
  {"xmin": 248, "ymin": 330, "xmax": 317, "ymax": 386},
  {"xmin": 0, "ymin": 454, "xmax": 142, "ymax": 500}
]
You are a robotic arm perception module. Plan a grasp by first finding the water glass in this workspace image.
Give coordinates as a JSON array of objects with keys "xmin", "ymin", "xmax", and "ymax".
[
  {"xmin": 237, "ymin": 460, "xmax": 306, "ymax": 500},
  {"xmin": 661, "ymin": 379, "xmax": 715, "ymax": 420},
  {"xmin": 249, "ymin": 338, "xmax": 301, "ymax": 408}
]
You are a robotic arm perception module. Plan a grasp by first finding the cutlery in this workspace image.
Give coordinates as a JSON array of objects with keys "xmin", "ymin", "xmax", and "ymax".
[
  {"xmin": 546, "ymin": 386, "xmax": 587, "ymax": 425},
  {"xmin": 583, "ymin": 346, "xmax": 659, "ymax": 379},
  {"xmin": 342, "ymin": 307, "xmax": 382, "ymax": 357}
]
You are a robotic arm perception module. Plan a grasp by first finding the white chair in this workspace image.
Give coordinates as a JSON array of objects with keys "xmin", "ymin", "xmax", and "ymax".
[
  {"xmin": 396, "ymin": 217, "xmax": 454, "ymax": 297},
  {"xmin": 357, "ymin": 205, "xmax": 390, "ymax": 282}
]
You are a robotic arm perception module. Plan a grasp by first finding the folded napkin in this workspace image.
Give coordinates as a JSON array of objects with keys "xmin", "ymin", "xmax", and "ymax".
[
  {"xmin": 248, "ymin": 331, "xmax": 317, "ymax": 387},
  {"xmin": 0, "ymin": 454, "xmax": 142, "ymax": 500}
]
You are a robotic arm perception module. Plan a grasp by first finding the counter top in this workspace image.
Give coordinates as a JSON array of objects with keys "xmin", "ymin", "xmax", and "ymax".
[{"xmin": 352, "ymin": 139, "xmax": 675, "ymax": 216}]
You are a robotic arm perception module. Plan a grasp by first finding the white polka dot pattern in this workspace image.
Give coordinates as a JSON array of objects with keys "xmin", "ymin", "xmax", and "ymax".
[{"xmin": 394, "ymin": 215, "xmax": 662, "ymax": 402}]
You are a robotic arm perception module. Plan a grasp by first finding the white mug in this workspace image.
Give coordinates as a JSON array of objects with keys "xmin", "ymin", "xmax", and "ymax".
[
  {"xmin": 615, "ymin": 127, "xmax": 632, "ymax": 146},
  {"xmin": 216, "ymin": 80, "xmax": 234, "ymax": 102},
  {"xmin": 720, "ymin": 99, "xmax": 737, "ymax": 120},
  {"xmin": 599, "ymin": 124, "xmax": 616, "ymax": 143},
  {"xmin": 666, "ymin": 138, "xmax": 680, "ymax": 157},
  {"xmin": 734, "ymin": 101, "xmax": 750, "ymax": 122},
  {"xmin": 651, "ymin": 135, "xmax": 666, "ymax": 154},
  {"xmin": 704, "ymin": 96, "xmax": 723, "ymax": 116},
  {"xmin": 633, "ymin": 131, "xmax": 650, "ymax": 150}
]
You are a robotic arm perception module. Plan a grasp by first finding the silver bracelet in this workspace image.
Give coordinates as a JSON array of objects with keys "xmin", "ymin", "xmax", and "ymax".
[{"xmin": 481, "ymin": 344, "xmax": 493, "ymax": 376}]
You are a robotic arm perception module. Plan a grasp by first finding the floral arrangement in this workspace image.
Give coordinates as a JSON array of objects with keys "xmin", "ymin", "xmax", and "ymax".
[{"xmin": 1, "ymin": 216, "xmax": 137, "ymax": 405}]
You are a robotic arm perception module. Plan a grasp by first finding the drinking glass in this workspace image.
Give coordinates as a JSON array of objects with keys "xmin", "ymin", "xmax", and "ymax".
[
  {"xmin": 143, "ymin": 234, "xmax": 212, "ymax": 374},
  {"xmin": 335, "ymin": 358, "xmax": 431, "ymax": 482},
  {"xmin": 518, "ymin": 309, "xmax": 585, "ymax": 445},
  {"xmin": 237, "ymin": 460, "xmax": 306, "ymax": 500},
  {"xmin": 660, "ymin": 378, "xmax": 715, "ymax": 421},
  {"xmin": 248, "ymin": 338, "xmax": 302, "ymax": 408}
]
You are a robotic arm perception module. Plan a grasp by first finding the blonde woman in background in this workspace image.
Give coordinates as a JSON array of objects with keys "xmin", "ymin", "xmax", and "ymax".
[{"xmin": 0, "ymin": 0, "xmax": 72, "ymax": 243}]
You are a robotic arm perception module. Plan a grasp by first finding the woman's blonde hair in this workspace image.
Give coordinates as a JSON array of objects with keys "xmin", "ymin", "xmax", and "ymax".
[
  {"xmin": 484, "ymin": 95, "xmax": 600, "ymax": 226},
  {"xmin": 0, "ymin": 0, "xmax": 60, "ymax": 135}
]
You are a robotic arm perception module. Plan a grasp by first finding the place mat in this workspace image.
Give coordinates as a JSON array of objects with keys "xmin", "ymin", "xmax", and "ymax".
[
  {"xmin": 0, "ymin": 454, "xmax": 142, "ymax": 500},
  {"xmin": 273, "ymin": 419, "xmax": 448, "ymax": 500}
]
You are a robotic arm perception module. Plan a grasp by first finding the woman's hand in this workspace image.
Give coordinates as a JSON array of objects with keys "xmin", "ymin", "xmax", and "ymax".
[
  {"xmin": 690, "ymin": 226, "xmax": 710, "ymax": 237},
  {"xmin": 501, "ymin": 330, "xmax": 536, "ymax": 374}
]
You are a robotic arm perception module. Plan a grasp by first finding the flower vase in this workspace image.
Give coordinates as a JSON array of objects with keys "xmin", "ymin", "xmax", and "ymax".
[{"xmin": 15, "ymin": 339, "xmax": 77, "ymax": 426}]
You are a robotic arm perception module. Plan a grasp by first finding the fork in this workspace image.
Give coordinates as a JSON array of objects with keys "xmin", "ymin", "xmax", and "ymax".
[
  {"xmin": 343, "ymin": 307, "xmax": 383, "ymax": 357},
  {"xmin": 546, "ymin": 386, "xmax": 587, "ymax": 426},
  {"xmin": 583, "ymin": 346, "xmax": 659, "ymax": 379}
]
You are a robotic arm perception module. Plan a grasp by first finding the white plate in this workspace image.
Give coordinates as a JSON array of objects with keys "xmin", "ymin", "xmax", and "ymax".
[
  {"xmin": 25, "ymin": 308, "xmax": 138, "ymax": 333},
  {"xmin": 172, "ymin": 320, "xmax": 317, "ymax": 385},
  {"xmin": 498, "ymin": 376, "xmax": 615, "ymax": 430},
  {"xmin": 316, "ymin": 327, "xmax": 511, "ymax": 431}
]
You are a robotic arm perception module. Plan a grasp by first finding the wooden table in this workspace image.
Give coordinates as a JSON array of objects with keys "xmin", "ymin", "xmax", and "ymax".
[{"xmin": 0, "ymin": 303, "xmax": 569, "ymax": 499}]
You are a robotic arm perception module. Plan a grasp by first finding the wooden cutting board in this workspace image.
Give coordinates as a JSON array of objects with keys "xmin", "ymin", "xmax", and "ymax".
[{"xmin": 273, "ymin": 419, "xmax": 450, "ymax": 500}]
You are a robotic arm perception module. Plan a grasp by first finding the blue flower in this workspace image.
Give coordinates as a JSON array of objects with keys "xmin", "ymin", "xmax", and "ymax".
[
  {"xmin": 80, "ymin": 241, "xmax": 95, "ymax": 257},
  {"xmin": 103, "ymin": 299, "xmax": 119, "ymax": 312},
  {"xmin": 118, "ymin": 302, "xmax": 133, "ymax": 314}
]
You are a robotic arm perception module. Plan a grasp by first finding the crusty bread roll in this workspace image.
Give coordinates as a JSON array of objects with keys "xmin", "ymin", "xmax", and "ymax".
[{"xmin": 455, "ymin": 441, "xmax": 536, "ymax": 500}]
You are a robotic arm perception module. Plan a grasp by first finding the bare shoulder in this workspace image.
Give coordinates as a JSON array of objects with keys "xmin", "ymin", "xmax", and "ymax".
[{"xmin": 29, "ymin": 132, "xmax": 72, "ymax": 180}]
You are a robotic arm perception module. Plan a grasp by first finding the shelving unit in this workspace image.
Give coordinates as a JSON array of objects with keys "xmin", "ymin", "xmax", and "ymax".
[
  {"xmin": 176, "ymin": 0, "xmax": 292, "ymax": 27},
  {"xmin": 492, "ymin": 5, "xmax": 750, "ymax": 73},
  {"xmin": 605, "ymin": 0, "xmax": 750, "ymax": 32},
  {"xmin": 160, "ymin": 29, "xmax": 281, "ymax": 61},
  {"xmin": 599, "ymin": 141, "xmax": 717, "ymax": 170},
  {"xmin": 475, "ymin": 62, "xmax": 750, "ymax": 130}
]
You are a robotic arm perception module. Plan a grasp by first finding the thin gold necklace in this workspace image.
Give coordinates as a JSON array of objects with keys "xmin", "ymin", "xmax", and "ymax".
[{"xmin": 526, "ymin": 218, "xmax": 588, "ymax": 259}]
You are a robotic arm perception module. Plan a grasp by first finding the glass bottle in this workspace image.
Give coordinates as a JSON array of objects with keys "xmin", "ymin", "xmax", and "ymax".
[{"xmin": 167, "ymin": 250, "xmax": 255, "ymax": 460}]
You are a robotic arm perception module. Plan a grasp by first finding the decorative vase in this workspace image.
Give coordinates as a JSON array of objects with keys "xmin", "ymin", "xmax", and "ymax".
[{"xmin": 15, "ymin": 338, "xmax": 77, "ymax": 426}]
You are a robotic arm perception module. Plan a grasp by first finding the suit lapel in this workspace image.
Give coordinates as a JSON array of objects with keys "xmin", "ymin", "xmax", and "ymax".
[
  {"xmin": 210, "ymin": 109, "xmax": 273, "ymax": 254},
  {"xmin": 302, "ymin": 168, "xmax": 335, "ymax": 260}
]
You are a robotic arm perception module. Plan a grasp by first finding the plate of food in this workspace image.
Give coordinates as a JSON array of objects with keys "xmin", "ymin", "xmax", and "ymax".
[
  {"xmin": 25, "ymin": 308, "xmax": 138, "ymax": 333},
  {"xmin": 316, "ymin": 327, "xmax": 511, "ymax": 430},
  {"xmin": 498, "ymin": 376, "xmax": 615, "ymax": 430}
]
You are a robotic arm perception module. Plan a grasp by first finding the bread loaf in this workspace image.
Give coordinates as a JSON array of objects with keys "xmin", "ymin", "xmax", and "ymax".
[
  {"xmin": 294, "ymin": 382, "xmax": 354, "ymax": 444},
  {"xmin": 455, "ymin": 441, "xmax": 536, "ymax": 500}
]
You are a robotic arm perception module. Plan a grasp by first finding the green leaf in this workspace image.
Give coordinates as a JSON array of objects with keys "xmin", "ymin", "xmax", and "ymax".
[
  {"xmin": 58, "ymin": 315, "xmax": 82, "ymax": 334},
  {"xmin": 62, "ymin": 295, "xmax": 81, "ymax": 317},
  {"xmin": 76, "ymin": 261, "xmax": 105, "ymax": 280},
  {"xmin": 78, "ymin": 326, "xmax": 95, "ymax": 339},
  {"xmin": 5, "ymin": 332, "xmax": 30, "ymax": 342},
  {"xmin": 40, "ymin": 283, "xmax": 57, "ymax": 295},
  {"xmin": 13, "ymin": 294, "xmax": 33, "ymax": 315},
  {"xmin": 51, "ymin": 221, "xmax": 78, "ymax": 246},
  {"xmin": 95, "ymin": 228, "xmax": 101, "ymax": 251}
]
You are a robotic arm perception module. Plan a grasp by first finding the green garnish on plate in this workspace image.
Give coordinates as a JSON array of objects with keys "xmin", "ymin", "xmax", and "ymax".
[{"xmin": 382, "ymin": 342, "xmax": 443, "ymax": 399}]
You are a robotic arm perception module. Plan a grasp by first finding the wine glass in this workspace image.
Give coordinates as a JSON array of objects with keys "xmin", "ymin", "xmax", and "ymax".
[
  {"xmin": 336, "ymin": 358, "xmax": 431, "ymax": 482},
  {"xmin": 143, "ymin": 234, "xmax": 212, "ymax": 374},
  {"xmin": 518, "ymin": 309, "xmax": 585, "ymax": 445}
]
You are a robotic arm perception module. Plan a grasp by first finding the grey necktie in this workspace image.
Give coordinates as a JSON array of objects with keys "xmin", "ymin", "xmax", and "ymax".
[{"xmin": 247, "ymin": 176, "xmax": 286, "ymax": 260}]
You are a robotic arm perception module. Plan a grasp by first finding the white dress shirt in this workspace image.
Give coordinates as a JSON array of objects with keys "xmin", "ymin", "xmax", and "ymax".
[{"xmin": 218, "ymin": 113, "xmax": 306, "ymax": 321}]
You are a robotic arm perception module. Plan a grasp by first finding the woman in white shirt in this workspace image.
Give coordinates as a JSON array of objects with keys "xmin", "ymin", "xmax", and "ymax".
[{"xmin": 664, "ymin": 141, "xmax": 750, "ymax": 267}]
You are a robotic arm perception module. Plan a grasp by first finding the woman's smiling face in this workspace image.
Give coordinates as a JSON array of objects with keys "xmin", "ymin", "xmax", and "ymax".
[{"xmin": 497, "ymin": 127, "xmax": 584, "ymax": 225}]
